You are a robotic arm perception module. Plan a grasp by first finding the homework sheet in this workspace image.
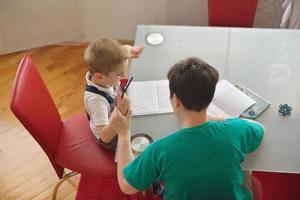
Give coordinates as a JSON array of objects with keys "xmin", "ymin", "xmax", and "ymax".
[
  {"xmin": 207, "ymin": 80, "xmax": 256, "ymax": 117},
  {"xmin": 128, "ymin": 80, "xmax": 173, "ymax": 115},
  {"xmin": 128, "ymin": 79, "xmax": 256, "ymax": 117}
]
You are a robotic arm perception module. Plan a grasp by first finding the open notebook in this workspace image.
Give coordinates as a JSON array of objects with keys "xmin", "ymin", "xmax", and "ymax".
[
  {"xmin": 207, "ymin": 80, "xmax": 255, "ymax": 117},
  {"xmin": 128, "ymin": 79, "xmax": 262, "ymax": 118}
]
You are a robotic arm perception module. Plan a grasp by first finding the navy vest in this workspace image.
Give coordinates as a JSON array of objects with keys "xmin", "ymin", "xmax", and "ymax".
[{"xmin": 85, "ymin": 85, "xmax": 115, "ymax": 120}]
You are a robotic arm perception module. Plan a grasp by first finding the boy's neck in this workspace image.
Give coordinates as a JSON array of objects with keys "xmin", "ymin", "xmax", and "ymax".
[
  {"xmin": 179, "ymin": 109, "xmax": 208, "ymax": 128},
  {"xmin": 91, "ymin": 76, "xmax": 110, "ymax": 88}
]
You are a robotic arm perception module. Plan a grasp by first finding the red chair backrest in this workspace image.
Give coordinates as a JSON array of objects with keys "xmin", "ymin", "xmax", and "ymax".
[
  {"xmin": 10, "ymin": 55, "xmax": 64, "ymax": 178},
  {"xmin": 208, "ymin": 0, "xmax": 258, "ymax": 27}
]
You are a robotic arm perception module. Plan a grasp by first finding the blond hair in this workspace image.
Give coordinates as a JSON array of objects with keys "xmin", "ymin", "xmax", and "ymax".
[{"xmin": 84, "ymin": 38, "xmax": 129, "ymax": 75}]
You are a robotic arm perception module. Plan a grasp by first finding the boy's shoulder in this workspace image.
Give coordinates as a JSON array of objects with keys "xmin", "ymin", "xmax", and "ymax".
[
  {"xmin": 213, "ymin": 118, "xmax": 261, "ymax": 131},
  {"xmin": 223, "ymin": 118, "xmax": 263, "ymax": 128},
  {"xmin": 84, "ymin": 88, "xmax": 112, "ymax": 108},
  {"xmin": 222, "ymin": 117, "xmax": 251, "ymax": 126}
]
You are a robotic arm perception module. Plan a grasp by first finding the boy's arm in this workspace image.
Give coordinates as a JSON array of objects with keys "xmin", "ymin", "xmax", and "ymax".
[
  {"xmin": 86, "ymin": 97, "xmax": 117, "ymax": 142},
  {"xmin": 238, "ymin": 118, "xmax": 265, "ymax": 154},
  {"xmin": 122, "ymin": 45, "xmax": 144, "ymax": 58},
  {"xmin": 96, "ymin": 124, "xmax": 116, "ymax": 143},
  {"xmin": 96, "ymin": 93, "xmax": 131, "ymax": 142},
  {"xmin": 208, "ymin": 113, "xmax": 265, "ymax": 134},
  {"xmin": 241, "ymin": 118, "xmax": 265, "ymax": 130},
  {"xmin": 116, "ymin": 130, "xmax": 138, "ymax": 194},
  {"xmin": 117, "ymin": 94, "xmax": 130, "ymax": 116},
  {"xmin": 122, "ymin": 45, "xmax": 144, "ymax": 77},
  {"xmin": 110, "ymin": 107, "xmax": 139, "ymax": 194},
  {"xmin": 94, "ymin": 94, "xmax": 130, "ymax": 143},
  {"xmin": 241, "ymin": 118, "xmax": 265, "ymax": 132}
]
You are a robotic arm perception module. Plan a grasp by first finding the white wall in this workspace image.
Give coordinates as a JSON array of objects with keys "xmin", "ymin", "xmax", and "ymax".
[
  {"xmin": 74, "ymin": 0, "xmax": 208, "ymax": 42},
  {"xmin": 75, "ymin": 0, "xmax": 285, "ymax": 42},
  {"xmin": 0, "ymin": 0, "xmax": 82, "ymax": 55},
  {"xmin": 0, "ymin": 0, "xmax": 285, "ymax": 54}
]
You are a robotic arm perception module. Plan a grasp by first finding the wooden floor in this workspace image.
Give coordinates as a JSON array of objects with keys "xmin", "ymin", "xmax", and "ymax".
[{"xmin": 0, "ymin": 44, "xmax": 93, "ymax": 200}]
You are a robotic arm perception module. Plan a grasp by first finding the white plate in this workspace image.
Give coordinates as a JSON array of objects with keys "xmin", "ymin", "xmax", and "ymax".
[{"xmin": 146, "ymin": 32, "xmax": 164, "ymax": 46}]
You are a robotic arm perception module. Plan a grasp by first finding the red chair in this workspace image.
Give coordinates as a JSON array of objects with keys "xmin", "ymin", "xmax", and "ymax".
[
  {"xmin": 10, "ymin": 55, "xmax": 117, "ymax": 199},
  {"xmin": 252, "ymin": 176, "xmax": 263, "ymax": 200},
  {"xmin": 208, "ymin": 0, "xmax": 258, "ymax": 27}
]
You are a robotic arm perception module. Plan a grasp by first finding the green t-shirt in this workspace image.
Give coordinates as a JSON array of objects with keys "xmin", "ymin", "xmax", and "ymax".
[{"xmin": 123, "ymin": 118, "xmax": 264, "ymax": 200}]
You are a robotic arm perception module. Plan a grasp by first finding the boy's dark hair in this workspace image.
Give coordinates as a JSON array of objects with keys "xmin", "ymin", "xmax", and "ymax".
[{"xmin": 167, "ymin": 57, "xmax": 219, "ymax": 111}]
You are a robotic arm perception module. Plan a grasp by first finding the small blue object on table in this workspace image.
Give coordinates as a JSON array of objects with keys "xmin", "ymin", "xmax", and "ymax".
[{"xmin": 278, "ymin": 104, "xmax": 292, "ymax": 116}]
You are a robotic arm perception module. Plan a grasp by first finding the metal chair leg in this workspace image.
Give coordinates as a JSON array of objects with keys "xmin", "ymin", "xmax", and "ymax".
[{"xmin": 52, "ymin": 171, "xmax": 79, "ymax": 200}]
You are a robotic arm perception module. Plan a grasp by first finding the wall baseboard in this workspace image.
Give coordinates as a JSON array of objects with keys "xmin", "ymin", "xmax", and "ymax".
[{"xmin": 58, "ymin": 39, "xmax": 134, "ymax": 46}]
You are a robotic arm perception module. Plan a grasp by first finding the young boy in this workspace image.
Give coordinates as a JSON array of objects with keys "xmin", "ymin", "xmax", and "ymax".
[
  {"xmin": 110, "ymin": 57, "xmax": 264, "ymax": 200},
  {"xmin": 84, "ymin": 38, "xmax": 143, "ymax": 151}
]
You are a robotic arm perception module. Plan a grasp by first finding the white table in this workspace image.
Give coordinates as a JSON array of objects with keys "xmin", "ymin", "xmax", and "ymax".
[{"xmin": 130, "ymin": 25, "xmax": 300, "ymax": 173}]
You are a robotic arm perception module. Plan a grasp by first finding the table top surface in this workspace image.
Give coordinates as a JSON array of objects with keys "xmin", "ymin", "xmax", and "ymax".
[{"xmin": 130, "ymin": 25, "xmax": 300, "ymax": 173}]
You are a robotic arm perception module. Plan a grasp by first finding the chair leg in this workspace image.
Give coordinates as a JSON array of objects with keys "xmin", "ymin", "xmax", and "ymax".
[{"xmin": 52, "ymin": 171, "xmax": 79, "ymax": 200}]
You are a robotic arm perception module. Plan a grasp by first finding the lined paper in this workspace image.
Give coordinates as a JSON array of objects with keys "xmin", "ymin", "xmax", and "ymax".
[
  {"xmin": 128, "ymin": 80, "xmax": 173, "ymax": 115},
  {"xmin": 208, "ymin": 80, "xmax": 255, "ymax": 117},
  {"xmin": 129, "ymin": 79, "xmax": 255, "ymax": 117}
]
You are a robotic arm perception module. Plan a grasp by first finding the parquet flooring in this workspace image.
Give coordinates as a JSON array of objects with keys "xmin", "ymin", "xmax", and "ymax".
[{"xmin": 0, "ymin": 44, "xmax": 97, "ymax": 200}]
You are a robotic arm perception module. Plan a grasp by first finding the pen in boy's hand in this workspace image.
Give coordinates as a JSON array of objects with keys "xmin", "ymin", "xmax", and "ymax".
[{"xmin": 121, "ymin": 77, "xmax": 133, "ymax": 98}]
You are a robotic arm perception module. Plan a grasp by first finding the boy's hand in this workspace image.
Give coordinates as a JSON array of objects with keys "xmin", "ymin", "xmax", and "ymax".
[
  {"xmin": 123, "ymin": 45, "xmax": 144, "ymax": 58},
  {"xmin": 110, "ymin": 107, "xmax": 132, "ymax": 136},
  {"xmin": 117, "ymin": 93, "xmax": 131, "ymax": 115}
]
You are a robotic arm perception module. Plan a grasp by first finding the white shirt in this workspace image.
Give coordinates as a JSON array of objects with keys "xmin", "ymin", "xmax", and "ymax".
[{"xmin": 84, "ymin": 72, "xmax": 118, "ymax": 139}]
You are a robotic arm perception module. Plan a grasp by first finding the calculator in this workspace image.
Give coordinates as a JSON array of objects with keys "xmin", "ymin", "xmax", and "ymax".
[{"xmin": 236, "ymin": 84, "xmax": 271, "ymax": 119}]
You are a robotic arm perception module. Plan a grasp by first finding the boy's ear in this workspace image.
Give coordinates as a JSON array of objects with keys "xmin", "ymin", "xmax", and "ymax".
[
  {"xmin": 171, "ymin": 93, "xmax": 181, "ymax": 108},
  {"xmin": 93, "ymin": 72, "xmax": 103, "ymax": 80}
]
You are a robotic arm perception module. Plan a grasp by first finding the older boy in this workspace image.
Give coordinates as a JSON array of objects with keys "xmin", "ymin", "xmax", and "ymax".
[
  {"xmin": 84, "ymin": 38, "xmax": 143, "ymax": 151},
  {"xmin": 110, "ymin": 57, "xmax": 264, "ymax": 199}
]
